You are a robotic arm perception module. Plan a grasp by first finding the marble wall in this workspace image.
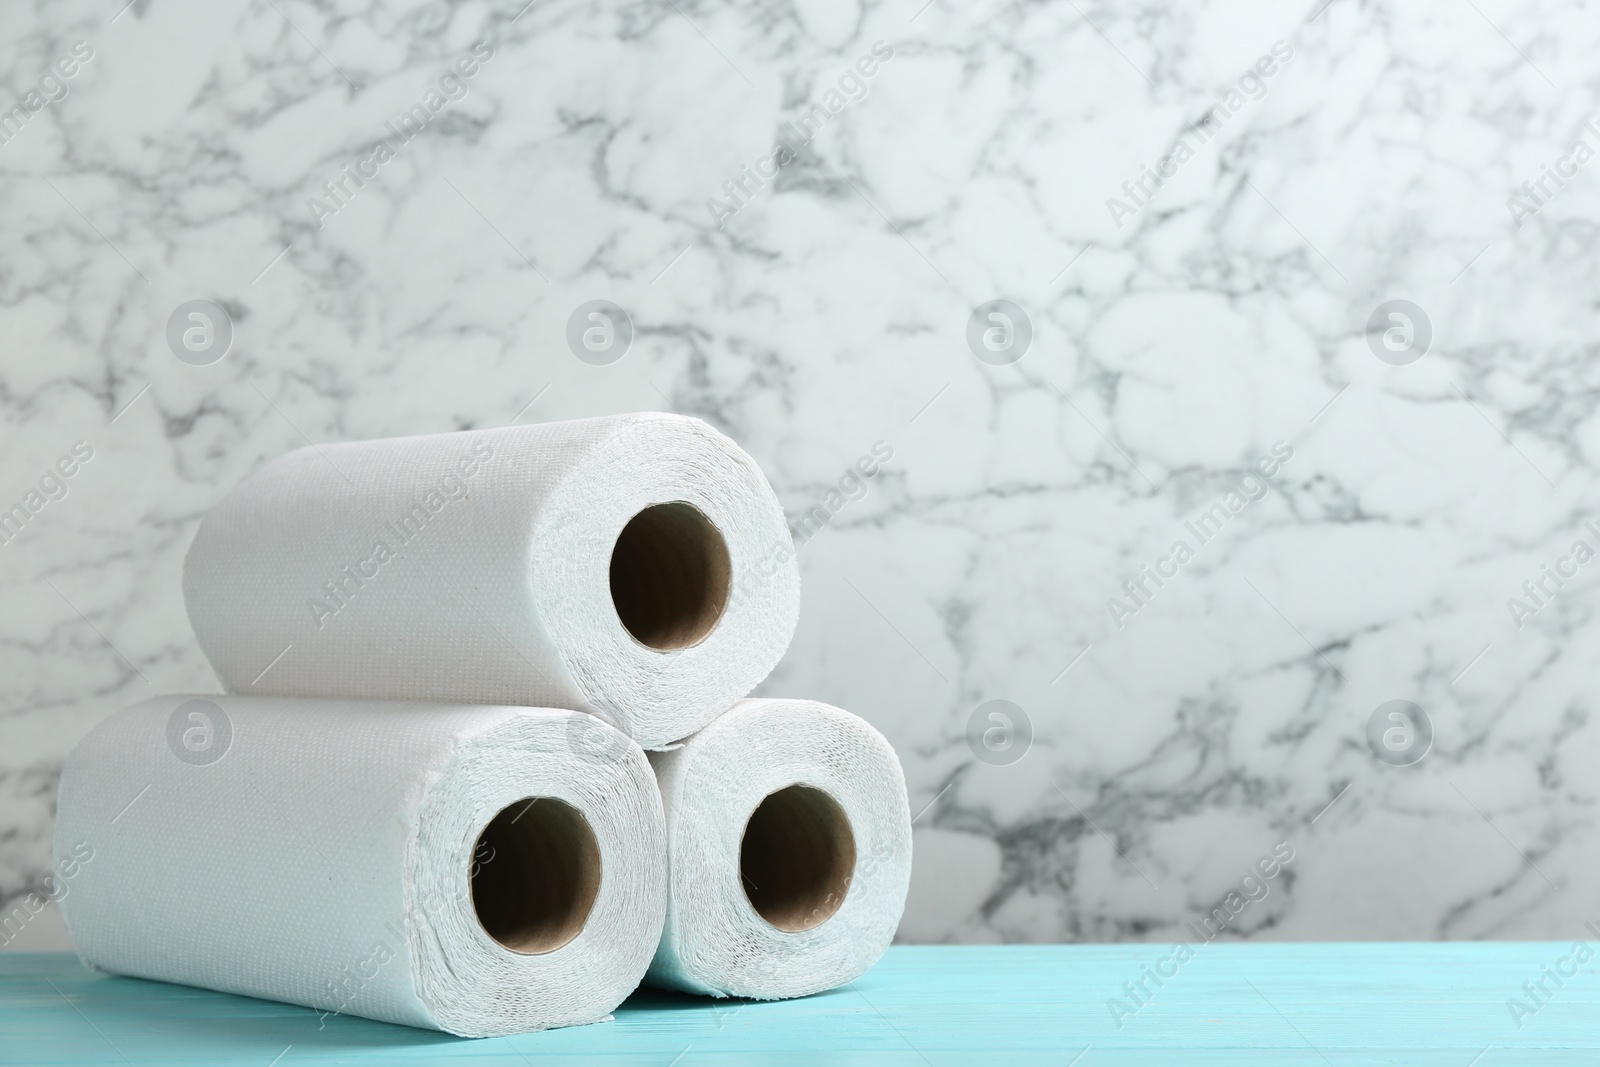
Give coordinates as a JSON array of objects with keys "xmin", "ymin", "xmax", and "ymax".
[{"xmin": 4, "ymin": 0, "xmax": 1600, "ymax": 953}]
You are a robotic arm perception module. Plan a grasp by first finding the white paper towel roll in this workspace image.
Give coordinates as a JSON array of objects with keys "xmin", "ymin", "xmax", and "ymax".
[
  {"xmin": 54, "ymin": 694, "xmax": 667, "ymax": 1036},
  {"xmin": 646, "ymin": 698, "xmax": 912, "ymax": 998},
  {"xmin": 182, "ymin": 413, "xmax": 800, "ymax": 748}
]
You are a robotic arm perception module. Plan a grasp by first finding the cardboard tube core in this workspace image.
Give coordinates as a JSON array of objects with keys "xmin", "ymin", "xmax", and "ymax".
[
  {"xmin": 610, "ymin": 501, "xmax": 732, "ymax": 651},
  {"xmin": 740, "ymin": 784, "xmax": 856, "ymax": 932},
  {"xmin": 471, "ymin": 797, "xmax": 601, "ymax": 955}
]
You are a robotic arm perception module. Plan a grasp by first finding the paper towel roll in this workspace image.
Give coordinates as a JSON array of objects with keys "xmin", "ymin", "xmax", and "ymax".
[
  {"xmin": 54, "ymin": 694, "xmax": 667, "ymax": 1036},
  {"xmin": 182, "ymin": 413, "xmax": 800, "ymax": 748},
  {"xmin": 646, "ymin": 698, "xmax": 912, "ymax": 998}
]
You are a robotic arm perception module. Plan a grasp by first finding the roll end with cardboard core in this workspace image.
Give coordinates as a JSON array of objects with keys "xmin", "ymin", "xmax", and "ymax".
[
  {"xmin": 609, "ymin": 501, "xmax": 733, "ymax": 651},
  {"xmin": 646, "ymin": 698, "xmax": 911, "ymax": 999},
  {"xmin": 740, "ymin": 784, "xmax": 856, "ymax": 932},
  {"xmin": 472, "ymin": 797, "xmax": 602, "ymax": 955}
]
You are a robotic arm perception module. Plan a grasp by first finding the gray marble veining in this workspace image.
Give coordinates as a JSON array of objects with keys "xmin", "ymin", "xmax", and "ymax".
[{"xmin": 3, "ymin": 0, "xmax": 1600, "ymax": 952}]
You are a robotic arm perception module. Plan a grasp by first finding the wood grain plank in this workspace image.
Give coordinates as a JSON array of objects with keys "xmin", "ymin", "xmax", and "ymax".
[{"xmin": 2, "ymin": 944, "xmax": 1596, "ymax": 1065}]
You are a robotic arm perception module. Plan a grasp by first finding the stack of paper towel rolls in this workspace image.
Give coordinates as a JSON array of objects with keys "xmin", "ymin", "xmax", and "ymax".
[{"xmin": 54, "ymin": 413, "xmax": 913, "ymax": 1036}]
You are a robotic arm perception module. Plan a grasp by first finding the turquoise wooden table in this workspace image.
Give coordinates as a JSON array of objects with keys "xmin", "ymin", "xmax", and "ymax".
[{"xmin": 4, "ymin": 944, "xmax": 1597, "ymax": 1065}]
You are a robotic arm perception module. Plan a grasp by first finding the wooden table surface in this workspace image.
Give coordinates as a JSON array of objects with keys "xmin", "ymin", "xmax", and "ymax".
[{"xmin": 3, "ymin": 943, "xmax": 1596, "ymax": 1064}]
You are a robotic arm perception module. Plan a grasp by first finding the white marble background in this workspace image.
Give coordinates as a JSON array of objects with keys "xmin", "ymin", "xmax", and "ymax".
[{"xmin": 3, "ymin": 0, "xmax": 1600, "ymax": 955}]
